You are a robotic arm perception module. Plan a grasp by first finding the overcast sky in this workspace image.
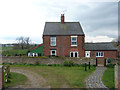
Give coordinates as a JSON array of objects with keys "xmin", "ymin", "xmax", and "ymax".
[{"xmin": 0, "ymin": 0, "xmax": 118, "ymax": 44}]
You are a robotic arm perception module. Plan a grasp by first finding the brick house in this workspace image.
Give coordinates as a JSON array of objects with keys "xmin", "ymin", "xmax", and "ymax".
[
  {"xmin": 43, "ymin": 14, "xmax": 85, "ymax": 57},
  {"xmin": 42, "ymin": 14, "xmax": 117, "ymax": 58},
  {"xmin": 29, "ymin": 14, "xmax": 117, "ymax": 58}
]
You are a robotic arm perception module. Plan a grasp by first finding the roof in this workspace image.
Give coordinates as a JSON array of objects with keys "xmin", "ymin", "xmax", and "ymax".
[
  {"xmin": 43, "ymin": 22, "xmax": 84, "ymax": 35},
  {"xmin": 29, "ymin": 44, "xmax": 43, "ymax": 51},
  {"xmin": 85, "ymin": 43, "xmax": 117, "ymax": 51}
]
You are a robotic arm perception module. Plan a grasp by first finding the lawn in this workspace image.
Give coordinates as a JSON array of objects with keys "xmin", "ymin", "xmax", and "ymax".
[
  {"xmin": 2, "ymin": 49, "xmax": 28, "ymax": 56},
  {"xmin": 4, "ymin": 72, "xmax": 28, "ymax": 88},
  {"xmin": 102, "ymin": 67, "xmax": 115, "ymax": 88},
  {"xmin": 10, "ymin": 65, "xmax": 96, "ymax": 88}
]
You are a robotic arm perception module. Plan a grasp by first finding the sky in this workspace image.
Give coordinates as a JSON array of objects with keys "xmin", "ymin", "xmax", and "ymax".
[{"xmin": 0, "ymin": 0, "xmax": 119, "ymax": 44}]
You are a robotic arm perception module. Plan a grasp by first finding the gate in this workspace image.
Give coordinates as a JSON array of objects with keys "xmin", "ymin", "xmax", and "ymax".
[{"xmin": 96, "ymin": 58, "xmax": 106, "ymax": 66}]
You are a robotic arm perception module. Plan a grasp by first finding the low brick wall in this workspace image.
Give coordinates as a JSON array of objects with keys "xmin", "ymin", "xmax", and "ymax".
[
  {"xmin": 114, "ymin": 64, "xmax": 120, "ymax": 89},
  {"xmin": 2, "ymin": 56, "xmax": 96, "ymax": 65},
  {"xmin": 0, "ymin": 65, "xmax": 4, "ymax": 90}
]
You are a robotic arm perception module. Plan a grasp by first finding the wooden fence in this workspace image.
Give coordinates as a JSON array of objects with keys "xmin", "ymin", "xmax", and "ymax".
[{"xmin": 4, "ymin": 65, "xmax": 10, "ymax": 83}]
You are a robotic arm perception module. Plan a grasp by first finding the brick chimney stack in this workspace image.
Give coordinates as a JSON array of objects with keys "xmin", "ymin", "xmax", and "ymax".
[{"xmin": 61, "ymin": 14, "xmax": 65, "ymax": 24}]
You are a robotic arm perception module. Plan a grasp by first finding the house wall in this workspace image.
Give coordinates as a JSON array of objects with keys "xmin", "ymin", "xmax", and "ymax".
[
  {"xmin": 88, "ymin": 50, "xmax": 117, "ymax": 58},
  {"xmin": 43, "ymin": 35, "xmax": 85, "ymax": 57}
]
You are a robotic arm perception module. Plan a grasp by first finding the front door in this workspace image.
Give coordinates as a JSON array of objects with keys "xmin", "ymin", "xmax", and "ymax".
[{"xmin": 85, "ymin": 51, "xmax": 90, "ymax": 58}]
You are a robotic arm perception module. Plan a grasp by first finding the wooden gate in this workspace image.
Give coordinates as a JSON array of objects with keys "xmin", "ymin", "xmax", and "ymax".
[{"xmin": 96, "ymin": 58, "xmax": 106, "ymax": 66}]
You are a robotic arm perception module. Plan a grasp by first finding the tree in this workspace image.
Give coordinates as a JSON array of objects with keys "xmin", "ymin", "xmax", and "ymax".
[{"xmin": 15, "ymin": 36, "xmax": 31, "ymax": 49}]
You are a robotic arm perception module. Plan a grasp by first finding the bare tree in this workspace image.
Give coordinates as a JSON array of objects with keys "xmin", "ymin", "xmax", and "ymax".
[{"xmin": 15, "ymin": 36, "xmax": 31, "ymax": 49}]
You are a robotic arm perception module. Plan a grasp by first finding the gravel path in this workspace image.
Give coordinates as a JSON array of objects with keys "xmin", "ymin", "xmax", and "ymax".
[
  {"xmin": 10, "ymin": 68, "xmax": 51, "ymax": 88},
  {"xmin": 85, "ymin": 66, "xmax": 109, "ymax": 89}
]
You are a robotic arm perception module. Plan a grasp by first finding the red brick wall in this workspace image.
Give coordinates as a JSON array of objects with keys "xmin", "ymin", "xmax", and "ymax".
[
  {"xmin": 89, "ymin": 50, "xmax": 117, "ymax": 58},
  {"xmin": 43, "ymin": 35, "xmax": 85, "ymax": 57}
]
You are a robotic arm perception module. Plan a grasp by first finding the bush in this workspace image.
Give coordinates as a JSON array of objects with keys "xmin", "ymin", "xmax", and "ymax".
[
  {"xmin": 63, "ymin": 60, "xmax": 73, "ymax": 67},
  {"xmin": 107, "ymin": 59, "xmax": 111, "ymax": 63},
  {"xmin": 35, "ymin": 61, "xmax": 39, "ymax": 65},
  {"xmin": 106, "ymin": 64, "xmax": 115, "ymax": 68}
]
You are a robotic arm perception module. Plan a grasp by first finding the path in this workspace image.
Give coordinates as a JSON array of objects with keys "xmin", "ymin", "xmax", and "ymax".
[
  {"xmin": 10, "ymin": 68, "xmax": 51, "ymax": 88},
  {"xmin": 85, "ymin": 66, "xmax": 108, "ymax": 88}
]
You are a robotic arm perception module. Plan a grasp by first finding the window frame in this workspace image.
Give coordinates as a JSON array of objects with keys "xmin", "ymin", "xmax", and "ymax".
[
  {"xmin": 51, "ymin": 50, "xmax": 56, "ymax": 56},
  {"xmin": 70, "ymin": 51, "xmax": 79, "ymax": 57},
  {"xmin": 71, "ymin": 36, "xmax": 77, "ymax": 46},
  {"xmin": 96, "ymin": 52, "xmax": 104, "ymax": 57},
  {"xmin": 50, "ymin": 36, "xmax": 56, "ymax": 46}
]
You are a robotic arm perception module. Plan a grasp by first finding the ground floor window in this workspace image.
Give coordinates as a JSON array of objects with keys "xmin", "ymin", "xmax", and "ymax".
[
  {"xmin": 96, "ymin": 52, "xmax": 104, "ymax": 57},
  {"xmin": 28, "ymin": 53, "xmax": 38, "ymax": 57},
  {"xmin": 70, "ymin": 51, "xmax": 78, "ymax": 57},
  {"xmin": 85, "ymin": 51, "xmax": 90, "ymax": 58},
  {"xmin": 51, "ymin": 50, "xmax": 56, "ymax": 56}
]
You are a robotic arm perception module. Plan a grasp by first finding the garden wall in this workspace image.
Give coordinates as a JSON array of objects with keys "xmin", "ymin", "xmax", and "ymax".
[
  {"xmin": 2, "ymin": 56, "xmax": 96, "ymax": 65},
  {"xmin": 114, "ymin": 64, "xmax": 120, "ymax": 89}
]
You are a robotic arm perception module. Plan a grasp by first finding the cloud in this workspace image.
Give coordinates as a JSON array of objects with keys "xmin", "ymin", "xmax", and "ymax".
[
  {"xmin": 0, "ymin": 0, "xmax": 118, "ymax": 44},
  {"xmin": 85, "ymin": 35, "xmax": 115, "ymax": 42}
]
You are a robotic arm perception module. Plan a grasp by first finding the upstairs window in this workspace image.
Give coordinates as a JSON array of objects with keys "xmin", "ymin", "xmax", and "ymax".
[
  {"xmin": 96, "ymin": 52, "xmax": 104, "ymax": 57},
  {"xmin": 50, "ymin": 36, "xmax": 56, "ymax": 46},
  {"xmin": 71, "ymin": 36, "xmax": 77, "ymax": 46}
]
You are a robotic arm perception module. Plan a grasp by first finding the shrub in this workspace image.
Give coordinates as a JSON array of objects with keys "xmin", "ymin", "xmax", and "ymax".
[
  {"xmin": 35, "ymin": 61, "xmax": 39, "ymax": 65},
  {"xmin": 63, "ymin": 60, "xmax": 73, "ymax": 67},
  {"xmin": 107, "ymin": 59, "xmax": 111, "ymax": 63},
  {"xmin": 106, "ymin": 64, "xmax": 115, "ymax": 68}
]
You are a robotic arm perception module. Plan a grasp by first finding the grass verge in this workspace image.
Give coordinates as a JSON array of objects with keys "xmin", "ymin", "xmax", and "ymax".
[
  {"xmin": 102, "ymin": 67, "xmax": 115, "ymax": 88},
  {"xmin": 4, "ymin": 72, "xmax": 28, "ymax": 88}
]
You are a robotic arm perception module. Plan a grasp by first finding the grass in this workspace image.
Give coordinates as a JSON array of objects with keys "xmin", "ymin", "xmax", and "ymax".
[
  {"xmin": 2, "ymin": 47, "xmax": 13, "ymax": 51},
  {"xmin": 2, "ymin": 49, "xmax": 28, "ymax": 56},
  {"xmin": 10, "ymin": 65, "xmax": 96, "ymax": 88},
  {"xmin": 4, "ymin": 72, "xmax": 28, "ymax": 88},
  {"xmin": 102, "ymin": 67, "xmax": 115, "ymax": 88}
]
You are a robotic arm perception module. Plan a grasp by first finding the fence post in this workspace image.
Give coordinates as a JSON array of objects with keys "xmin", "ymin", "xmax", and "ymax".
[
  {"xmin": 85, "ymin": 63, "xmax": 87, "ymax": 72},
  {"xmin": 0, "ymin": 65, "xmax": 4, "ymax": 90},
  {"xmin": 96, "ymin": 58, "xmax": 97, "ymax": 66},
  {"xmin": 114, "ymin": 64, "xmax": 120, "ymax": 89},
  {"xmin": 104, "ymin": 58, "xmax": 106, "ymax": 67},
  {"xmin": 89, "ymin": 61, "xmax": 90, "ymax": 70}
]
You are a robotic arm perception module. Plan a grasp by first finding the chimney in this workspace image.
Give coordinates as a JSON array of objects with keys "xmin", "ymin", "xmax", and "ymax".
[{"xmin": 61, "ymin": 14, "xmax": 65, "ymax": 24}]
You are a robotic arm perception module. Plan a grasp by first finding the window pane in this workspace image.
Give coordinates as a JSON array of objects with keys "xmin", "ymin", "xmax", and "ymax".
[
  {"xmin": 72, "ymin": 42, "xmax": 77, "ymax": 45},
  {"xmin": 96, "ymin": 52, "xmax": 98, "ymax": 56},
  {"xmin": 50, "ymin": 37, "xmax": 56, "ymax": 46},
  {"xmin": 75, "ymin": 52, "xmax": 77, "ymax": 57},
  {"xmin": 99, "ymin": 52, "xmax": 101, "ymax": 56},
  {"xmin": 71, "ymin": 52, "xmax": 73, "ymax": 57},
  {"xmin": 52, "ymin": 51, "xmax": 55, "ymax": 54},
  {"xmin": 101, "ymin": 52, "xmax": 103, "ymax": 56},
  {"xmin": 72, "ymin": 37, "xmax": 76, "ymax": 41}
]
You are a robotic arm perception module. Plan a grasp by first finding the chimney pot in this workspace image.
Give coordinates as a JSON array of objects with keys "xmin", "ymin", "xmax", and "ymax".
[{"xmin": 61, "ymin": 14, "xmax": 65, "ymax": 24}]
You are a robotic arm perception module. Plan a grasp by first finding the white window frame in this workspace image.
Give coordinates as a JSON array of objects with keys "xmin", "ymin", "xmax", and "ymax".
[
  {"xmin": 70, "ymin": 51, "xmax": 79, "ymax": 57},
  {"xmin": 96, "ymin": 52, "xmax": 104, "ymax": 57},
  {"xmin": 71, "ymin": 36, "xmax": 77, "ymax": 46},
  {"xmin": 51, "ymin": 50, "xmax": 56, "ymax": 56},
  {"xmin": 85, "ymin": 51, "xmax": 90, "ymax": 58},
  {"xmin": 50, "ymin": 36, "xmax": 56, "ymax": 46}
]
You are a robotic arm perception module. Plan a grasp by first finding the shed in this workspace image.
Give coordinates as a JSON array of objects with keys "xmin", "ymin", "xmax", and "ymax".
[{"xmin": 28, "ymin": 44, "xmax": 43, "ymax": 57}]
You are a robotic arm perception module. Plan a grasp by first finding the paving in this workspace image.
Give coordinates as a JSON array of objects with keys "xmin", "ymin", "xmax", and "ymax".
[{"xmin": 85, "ymin": 66, "xmax": 109, "ymax": 89}]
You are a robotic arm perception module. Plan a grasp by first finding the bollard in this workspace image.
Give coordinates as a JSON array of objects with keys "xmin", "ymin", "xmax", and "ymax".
[
  {"xmin": 89, "ymin": 61, "xmax": 90, "ymax": 70},
  {"xmin": 96, "ymin": 58, "xmax": 97, "ymax": 66},
  {"xmin": 85, "ymin": 63, "xmax": 87, "ymax": 72}
]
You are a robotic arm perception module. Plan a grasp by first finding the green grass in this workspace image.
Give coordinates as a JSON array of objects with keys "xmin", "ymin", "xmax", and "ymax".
[
  {"xmin": 102, "ymin": 67, "xmax": 115, "ymax": 88},
  {"xmin": 10, "ymin": 65, "xmax": 96, "ymax": 88},
  {"xmin": 4, "ymin": 72, "xmax": 28, "ymax": 88},
  {"xmin": 2, "ymin": 49, "xmax": 28, "ymax": 56},
  {"xmin": 2, "ymin": 47, "xmax": 13, "ymax": 51}
]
